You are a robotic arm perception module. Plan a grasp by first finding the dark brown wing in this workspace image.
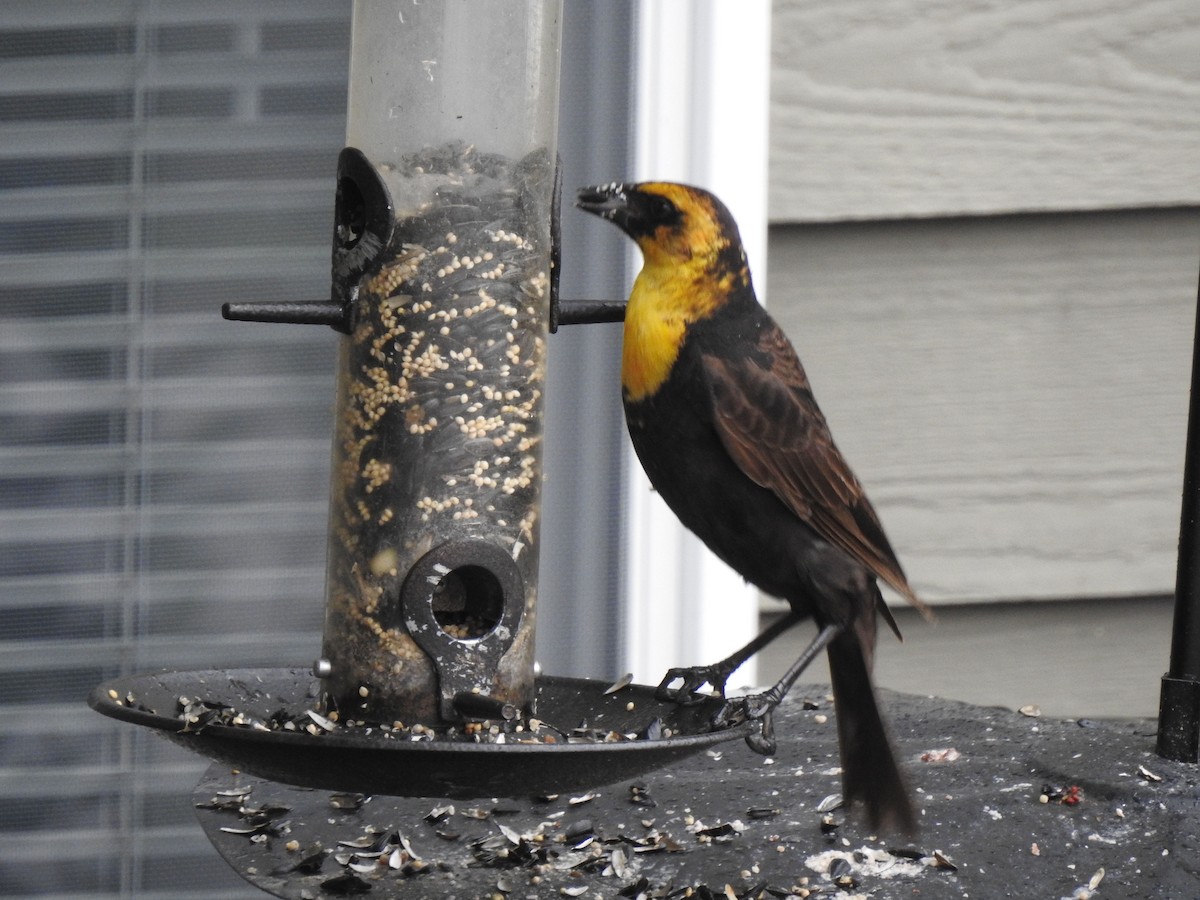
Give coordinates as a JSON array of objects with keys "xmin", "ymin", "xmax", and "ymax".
[{"xmin": 702, "ymin": 324, "xmax": 932, "ymax": 622}]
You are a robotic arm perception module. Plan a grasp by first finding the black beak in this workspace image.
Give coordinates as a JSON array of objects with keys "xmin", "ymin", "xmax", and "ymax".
[{"xmin": 576, "ymin": 183, "xmax": 634, "ymax": 232}]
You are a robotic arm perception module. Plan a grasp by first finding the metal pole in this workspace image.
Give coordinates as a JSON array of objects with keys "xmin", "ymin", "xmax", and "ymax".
[{"xmin": 1157, "ymin": 261, "xmax": 1200, "ymax": 763}]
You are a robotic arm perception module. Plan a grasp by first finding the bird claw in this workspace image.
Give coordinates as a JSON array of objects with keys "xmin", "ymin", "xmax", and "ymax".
[
  {"xmin": 745, "ymin": 712, "xmax": 777, "ymax": 756},
  {"xmin": 712, "ymin": 691, "xmax": 775, "ymax": 727},
  {"xmin": 655, "ymin": 664, "xmax": 733, "ymax": 705},
  {"xmin": 712, "ymin": 693, "xmax": 779, "ymax": 756}
]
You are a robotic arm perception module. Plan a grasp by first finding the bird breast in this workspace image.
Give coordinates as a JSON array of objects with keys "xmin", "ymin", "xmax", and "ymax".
[{"xmin": 621, "ymin": 261, "xmax": 723, "ymax": 404}]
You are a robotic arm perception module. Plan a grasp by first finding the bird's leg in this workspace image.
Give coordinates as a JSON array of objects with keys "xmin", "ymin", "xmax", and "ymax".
[
  {"xmin": 656, "ymin": 611, "xmax": 801, "ymax": 705},
  {"xmin": 714, "ymin": 622, "xmax": 842, "ymax": 755}
]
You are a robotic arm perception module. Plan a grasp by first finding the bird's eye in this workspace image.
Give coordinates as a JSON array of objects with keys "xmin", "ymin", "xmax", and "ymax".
[{"xmin": 652, "ymin": 198, "xmax": 676, "ymax": 221}]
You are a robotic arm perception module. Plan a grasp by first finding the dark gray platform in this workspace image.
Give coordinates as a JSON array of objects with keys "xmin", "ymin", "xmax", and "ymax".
[{"xmin": 190, "ymin": 685, "xmax": 1199, "ymax": 898}]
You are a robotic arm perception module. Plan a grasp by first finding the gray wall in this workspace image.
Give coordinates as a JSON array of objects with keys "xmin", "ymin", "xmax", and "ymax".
[
  {"xmin": 538, "ymin": 0, "xmax": 634, "ymax": 676},
  {"xmin": 767, "ymin": 0, "xmax": 1200, "ymax": 605},
  {"xmin": 759, "ymin": 0, "xmax": 1199, "ymax": 718}
]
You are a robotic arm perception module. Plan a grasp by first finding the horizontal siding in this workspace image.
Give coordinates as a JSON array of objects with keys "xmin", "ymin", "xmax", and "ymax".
[
  {"xmin": 766, "ymin": 207, "xmax": 1200, "ymax": 603},
  {"xmin": 770, "ymin": 0, "xmax": 1200, "ymax": 221}
]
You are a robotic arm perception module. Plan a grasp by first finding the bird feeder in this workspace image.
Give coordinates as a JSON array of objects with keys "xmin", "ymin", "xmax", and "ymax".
[
  {"xmin": 314, "ymin": 0, "xmax": 564, "ymax": 727},
  {"xmin": 90, "ymin": 0, "xmax": 748, "ymax": 806}
]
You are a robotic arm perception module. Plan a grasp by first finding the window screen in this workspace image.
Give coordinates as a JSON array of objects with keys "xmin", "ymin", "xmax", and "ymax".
[
  {"xmin": 0, "ymin": 2, "xmax": 633, "ymax": 895},
  {"xmin": 0, "ymin": 5, "xmax": 350, "ymax": 896}
]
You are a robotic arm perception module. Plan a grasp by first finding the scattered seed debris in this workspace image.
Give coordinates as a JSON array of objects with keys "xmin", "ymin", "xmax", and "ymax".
[
  {"xmin": 746, "ymin": 806, "xmax": 780, "ymax": 820},
  {"xmin": 816, "ymin": 793, "xmax": 843, "ymax": 814},
  {"xmin": 189, "ymin": 687, "xmax": 1200, "ymax": 898},
  {"xmin": 931, "ymin": 849, "xmax": 958, "ymax": 872},
  {"xmin": 1040, "ymin": 784, "xmax": 1083, "ymax": 806},
  {"xmin": 329, "ymin": 793, "xmax": 366, "ymax": 810},
  {"xmin": 806, "ymin": 847, "xmax": 927, "ymax": 884},
  {"xmin": 629, "ymin": 783, "xmax": 656, "ymax": 808},
  {"xmin": 605, "ymin": 673, "xmax": 634, "ymax": 694},
  {"xmin": 921, "ymin": 747, "xmax": 961, "ymax": 763}
]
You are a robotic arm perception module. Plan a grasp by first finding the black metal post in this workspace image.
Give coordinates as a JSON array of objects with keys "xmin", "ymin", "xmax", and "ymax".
[
  {"xmin": 1157, "ymin": 262, "xmax": 1200, "ymax": 763},
  {"xmin": 223, "ymin": 298, "xmax": 626, "ymax": 330},
  {"xmin": 222, "ymin": 300, "xmax": 349, "ymax": 330}
]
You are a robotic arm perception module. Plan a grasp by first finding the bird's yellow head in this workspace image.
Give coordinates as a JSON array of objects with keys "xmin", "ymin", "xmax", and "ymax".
[
  {"xmin": 577, "ymin": 181, "xmax": 754, "ymax": 402},
  {"xmin": 576, "ymin": 181, "xmax": 746, "ymax": 275}
]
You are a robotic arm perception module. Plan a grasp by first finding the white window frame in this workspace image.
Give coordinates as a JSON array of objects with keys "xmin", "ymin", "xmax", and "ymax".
[{"xmin": 623, "ymin": 0, "xmax": 772, "ymax": 689}]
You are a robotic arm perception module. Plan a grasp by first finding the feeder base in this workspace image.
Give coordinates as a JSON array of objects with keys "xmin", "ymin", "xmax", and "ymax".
[{"xmin": 89, "ymin": 668, "xmax": 752, "ymax": 798}]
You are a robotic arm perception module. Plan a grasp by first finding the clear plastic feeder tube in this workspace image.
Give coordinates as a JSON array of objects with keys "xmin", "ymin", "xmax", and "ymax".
[{"xmin": 320, "ymin": 0, "xmax": 562, "ymax": 724}]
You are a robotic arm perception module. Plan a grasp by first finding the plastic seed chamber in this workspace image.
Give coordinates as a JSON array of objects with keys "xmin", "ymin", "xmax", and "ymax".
[
  {"xmin": 320, "ymin": 0, "xmax": 562, "ymax": 728},
  {"xmin": 90, "ymin": 0, "xmax": 749, "ymax": 809}
]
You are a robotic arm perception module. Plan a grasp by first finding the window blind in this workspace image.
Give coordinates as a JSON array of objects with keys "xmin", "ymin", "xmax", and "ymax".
[
  {"xmin": 0, "ymin": 2, "xmax": 634, "ymax": 895},
  {"xmin": 0, "ymin": 4, "xmax": 350, "ymax": 896}
]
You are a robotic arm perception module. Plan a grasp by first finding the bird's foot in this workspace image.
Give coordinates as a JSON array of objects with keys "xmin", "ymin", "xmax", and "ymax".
[
  {"xmin": 746, "ymin": 712, "xmax": 777, "ymax": 756},
  {"xmin": 712, "ymin": 690, "xmax": 782, "ymax": 756},
  {"xmin": 712, "ymin": 690, "xmax": 777, "ymax": 727},
  {"xmin": 655, "ymin": 663, "xmax": 735, "ymax": 705}
]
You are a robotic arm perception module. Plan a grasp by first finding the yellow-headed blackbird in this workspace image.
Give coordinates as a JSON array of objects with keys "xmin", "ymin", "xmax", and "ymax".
[{"xmin": 576, "ymin": 181, "xmax": 931, "ymax": 835}]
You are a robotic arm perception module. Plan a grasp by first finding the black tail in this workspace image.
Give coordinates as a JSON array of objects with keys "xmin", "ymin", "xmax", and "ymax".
[{"xmin": 826, "ymin": 628, "xmax": 917, "ymax": 836}]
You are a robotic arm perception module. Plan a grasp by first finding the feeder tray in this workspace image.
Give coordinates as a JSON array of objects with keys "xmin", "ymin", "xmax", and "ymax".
[{"xmin": 89, "ymin": 668, "xmax": 753, "ymax": 799}]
